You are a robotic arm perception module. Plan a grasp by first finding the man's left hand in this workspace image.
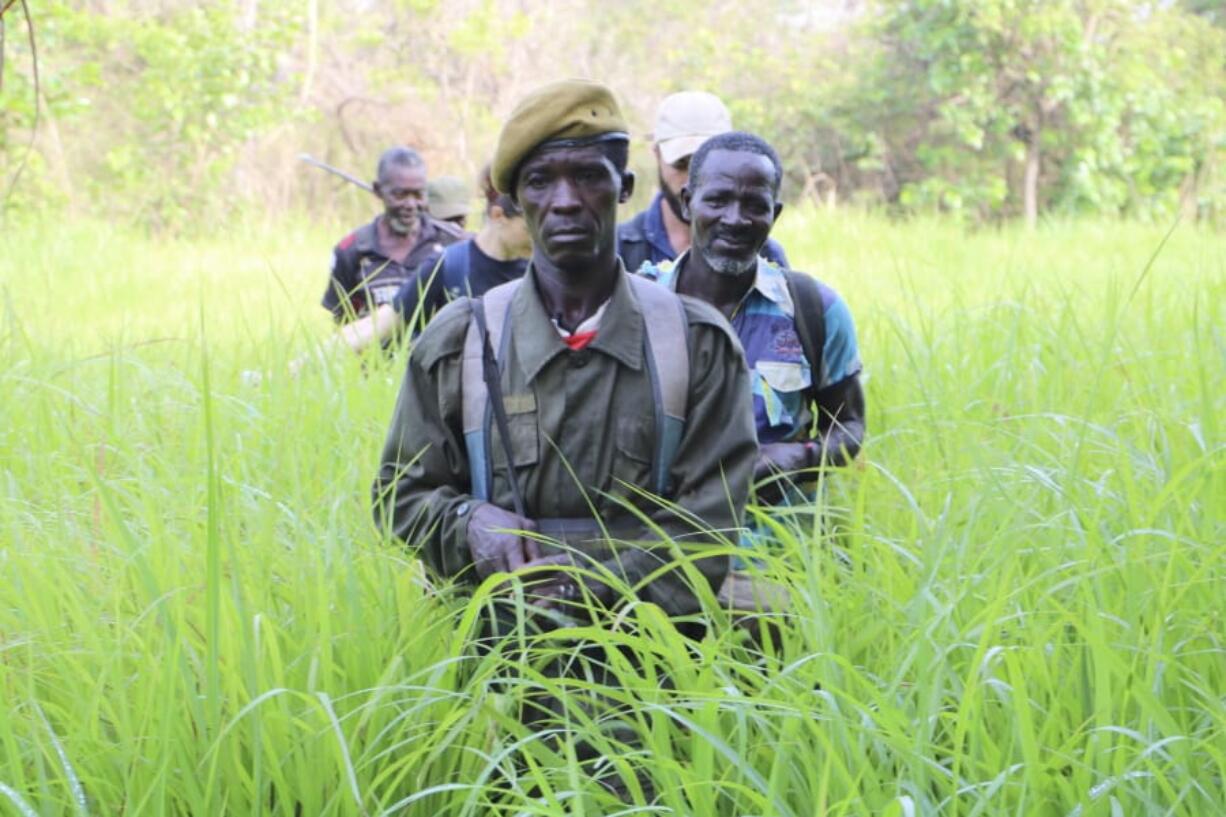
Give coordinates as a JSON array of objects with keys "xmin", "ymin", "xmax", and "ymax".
[{"xmin": 753, "ymin": 441, "xmax": 812, "ymax": 481}]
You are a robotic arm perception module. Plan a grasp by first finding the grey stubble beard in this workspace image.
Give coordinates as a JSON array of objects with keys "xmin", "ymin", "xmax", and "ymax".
[
  {"xmin": 701, "ymin": 245, "xmax": 756, "ymax": 277},
  {"xmin": 387, "ymin": 216, "xmax": 413, "ymax": 236}
]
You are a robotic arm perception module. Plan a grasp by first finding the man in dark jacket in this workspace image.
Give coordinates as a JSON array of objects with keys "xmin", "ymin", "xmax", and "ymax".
[{"xmin": 322, "ymin": 146, "xmax": 465, "ymax": 322}]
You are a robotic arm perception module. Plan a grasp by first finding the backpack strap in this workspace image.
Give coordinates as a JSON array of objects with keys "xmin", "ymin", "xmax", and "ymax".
[
  {"xmin": 628, "ymin": 275, "xmax": 690, "ymax": 496},
  {"xmin": 460, "ymin": 279, "xmax": 520, "ymax": 500},
  {"xmin": 785, "ymin": 271, "xmax": 827, "ymax": 400},
  {"xmin": 440, "ymin": 240, "xmax": 473, "ymax": 298}
]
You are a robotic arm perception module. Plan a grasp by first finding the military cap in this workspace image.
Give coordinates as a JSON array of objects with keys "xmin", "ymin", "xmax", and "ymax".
[
  {"xmin": 491, "ymin": 79, "xmax": 630, "ymax": 194},
  {"xmin": 427, "ymin": 176, "xmax": 471, "ymax": 221}
]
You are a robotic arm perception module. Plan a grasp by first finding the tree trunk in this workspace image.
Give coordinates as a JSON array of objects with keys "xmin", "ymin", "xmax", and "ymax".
[
  {"xmin": 300, "ymin": 0, "xmax": 317, "ymax": 104},
  {"xmin": 238, "ymin": 0, "xmax": 259, "ymax": 32},
  {"xmin": 1023, "ymin": 131, "xmax": 1040, "ymax": 229},
  {"xmin": 1179, "ymin": 159, "xmax": 1203, "ymax": 222},
  {"xmin": 39, "ymin": 90, "xmax": 75, "ymax": 213}
]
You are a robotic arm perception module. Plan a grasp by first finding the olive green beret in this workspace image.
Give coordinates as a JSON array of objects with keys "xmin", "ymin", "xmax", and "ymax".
[{"xmin": 491, "ymin": 79, "xmax": 630, "ymax": 194}]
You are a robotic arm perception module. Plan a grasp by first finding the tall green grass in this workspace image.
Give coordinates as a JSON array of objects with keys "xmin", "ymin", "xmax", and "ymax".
[{"xmin": 1, "ymin": 211, "xmax": 1223, "ymax": 814}]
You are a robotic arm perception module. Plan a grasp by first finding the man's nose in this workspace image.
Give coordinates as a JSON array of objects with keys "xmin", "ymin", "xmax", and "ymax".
[
  {"xmin": 722, "ymin": 201, "xmax": 749, "ymax": 226},
  {"xmin": 549, "ymin": 178, "xmax": 582, "ymax": 211}
]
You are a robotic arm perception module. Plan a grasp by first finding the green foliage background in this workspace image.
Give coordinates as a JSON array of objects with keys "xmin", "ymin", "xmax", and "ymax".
[{"xmin": 1, "ymin": 0, "xmax": 1224, "ymax": 229}]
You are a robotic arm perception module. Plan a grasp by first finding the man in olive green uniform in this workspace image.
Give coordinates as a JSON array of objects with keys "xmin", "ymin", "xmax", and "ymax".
[{"xmin": 373, "ymin": 80, "xmax": 756, "ymax": 618}]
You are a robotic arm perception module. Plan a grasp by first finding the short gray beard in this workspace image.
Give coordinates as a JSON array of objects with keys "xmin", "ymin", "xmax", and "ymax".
[
  {"xmin": 387, "ymin": 217, "xmax": 413, "ymax": 236},
  {"xmin": 701, "ymin": 245, "xmax": 756, "ymax": 278}
]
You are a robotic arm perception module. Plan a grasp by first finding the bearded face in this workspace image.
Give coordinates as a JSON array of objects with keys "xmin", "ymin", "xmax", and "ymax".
[
  {"xmin": 686, "ymin": 149, "xmax": 780, "ymax": 279},
  {"xmin": 375, "ymin": 164, "xmax": 428, "ymax": 236},
  {"xmin": 657, "ymin": 155, "xmax": 691, "ymax": 223},
  {"xmin": 659, "ymin": 167, "xmax": 688, "ymax": 223}
]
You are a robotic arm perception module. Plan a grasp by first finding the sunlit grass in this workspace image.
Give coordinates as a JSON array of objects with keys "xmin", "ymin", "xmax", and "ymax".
[{"xmin": 1, "ymin": 212, "xmax": 1223, "ymax": 814}]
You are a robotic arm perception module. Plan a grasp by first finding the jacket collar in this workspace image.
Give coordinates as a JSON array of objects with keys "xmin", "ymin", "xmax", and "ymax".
[
  {"xmin": 669, "ymin": 250, "xmax": 794, "ymax": 318},
  {"xmin": 509, "ymin": 260, "xmax": 645, "ymax": 384},
  {"xmin": 353, "ymin": 218, "xmax": 381, "ymax": 254},
  {"xmin": 355, "ymin": 215, "xmax": 442, "ymax": 257}
]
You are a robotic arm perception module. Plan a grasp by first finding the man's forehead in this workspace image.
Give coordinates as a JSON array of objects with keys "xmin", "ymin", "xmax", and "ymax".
[
  {"xmin": 381, "ymin": 163, "xmax": 427, "ymax": 186},
  {"xmin": 696, "ymin": 149, "xmax": 774, "ymax": 185},
  {"xmin": 521, "ymin": 143, "xmax": 613, "ymax": 171}
]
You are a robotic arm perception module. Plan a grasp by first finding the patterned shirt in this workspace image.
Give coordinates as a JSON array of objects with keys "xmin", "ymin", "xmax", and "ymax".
[{"xmin": 640, "ymin": 253, "xmax": 861, "ymax": 444}]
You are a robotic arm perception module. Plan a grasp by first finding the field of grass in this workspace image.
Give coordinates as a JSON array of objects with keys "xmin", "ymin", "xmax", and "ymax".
[{"xmin": 1, "ymin": 211, "xmax": 1223, "ymax": 815}]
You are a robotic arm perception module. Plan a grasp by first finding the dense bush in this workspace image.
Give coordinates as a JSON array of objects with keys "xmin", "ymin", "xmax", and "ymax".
[{"xmin": 1, "ymin": 0, "xmax": 1223, "ymax": 229}]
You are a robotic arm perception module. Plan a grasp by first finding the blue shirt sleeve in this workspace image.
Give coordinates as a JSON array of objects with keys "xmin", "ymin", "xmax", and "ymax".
[{"xmin": 820, "ymin": 294, "xmax": 862, "ymax": 388}]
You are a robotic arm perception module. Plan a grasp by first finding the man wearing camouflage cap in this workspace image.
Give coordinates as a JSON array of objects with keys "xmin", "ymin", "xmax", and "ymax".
[
  {"xmin": 373, "ymin": 79, "xmax": 756, "ymax": 618},
  {"xmin": 618, "ymin": 91, "xmax": 789, "ymax": 273},
  {"xmin": 427, "ymin": 175, "xmax": 472, "ymax": 230}
]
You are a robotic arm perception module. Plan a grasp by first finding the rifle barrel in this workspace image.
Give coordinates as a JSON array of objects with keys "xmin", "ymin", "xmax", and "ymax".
[{"xmin": 298, "ymin": 154, "xmax": 374, "ymax": 193}]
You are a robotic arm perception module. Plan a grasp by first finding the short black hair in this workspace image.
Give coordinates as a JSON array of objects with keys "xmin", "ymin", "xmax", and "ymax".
[
  {"xmin": 689, "ymin": 131, "xmax": 783, "ymax": 196},
  {"xmin": 375, "ymin": 146, "xmax": 425, "ymax": 183},
  {"xmin": 512, "ymin": 137, "xmax": 630, "ymax": 193}
]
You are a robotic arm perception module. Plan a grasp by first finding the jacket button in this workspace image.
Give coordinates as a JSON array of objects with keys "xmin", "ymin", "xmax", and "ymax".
[{"xmin": 570, "ymin": 350, "xmax": 591, "ymax": 368}]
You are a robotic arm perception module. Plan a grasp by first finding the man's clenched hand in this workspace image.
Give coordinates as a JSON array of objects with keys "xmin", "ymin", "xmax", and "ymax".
[
  {"xmin": 465, "ymin": 503, "xmax": 540, "ymax": 579},
  {"xmin": 753, "ymin": 441, "xmax": 812, "ymax": 481}
]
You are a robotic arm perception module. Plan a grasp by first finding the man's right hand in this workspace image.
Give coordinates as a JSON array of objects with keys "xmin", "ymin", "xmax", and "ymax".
[{"xmin": 465, "ymin": 502, "xmax": 540, "ymax": 579}]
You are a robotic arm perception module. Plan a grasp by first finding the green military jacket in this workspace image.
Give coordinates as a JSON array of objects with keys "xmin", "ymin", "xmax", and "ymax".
[{"xmin": 373, "ymin": 264, "xmax": 757, "ymax": 615}]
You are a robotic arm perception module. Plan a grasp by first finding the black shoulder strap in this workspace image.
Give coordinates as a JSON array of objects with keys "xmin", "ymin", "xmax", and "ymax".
[
  {"xmin": 471, "ymin": 297, "xmax": 527, "ymax": 518},
  {"xmin": 786, "ymin": 271, "xmax": 827, "ymax": 398}
]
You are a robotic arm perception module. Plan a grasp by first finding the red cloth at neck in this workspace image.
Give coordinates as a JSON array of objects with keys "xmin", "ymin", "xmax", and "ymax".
[{"xmin": 563, "ymin": 330, "xmax": 598, "ymax": 351}]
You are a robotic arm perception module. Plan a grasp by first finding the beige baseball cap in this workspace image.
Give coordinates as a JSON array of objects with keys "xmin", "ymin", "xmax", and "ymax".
[{"xmin": 653, "ymin": 91, "xmax": 733, "ymax": 165}]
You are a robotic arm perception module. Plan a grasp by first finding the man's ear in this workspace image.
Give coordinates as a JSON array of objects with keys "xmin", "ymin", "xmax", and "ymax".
[
  {"xmin": 619, "ymin": 170, "xmax": 636, "ymax": 203},
  {"xmin": 681, "ymin": 185, "xmax": 693, "ymax": 222},
  {"xmin": 371, "ymin": 180, "xmax": 383, "ymax": 198},
  {"xmin": 773, "ymin": 200, "xmax": 784, "ymax": 222}
]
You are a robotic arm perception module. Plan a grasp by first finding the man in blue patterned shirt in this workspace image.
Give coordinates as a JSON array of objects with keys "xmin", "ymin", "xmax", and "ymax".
[
  {"xmin": 618, "ymin": 92, "xmax": 789, "ymax": 274},
  {"xmin": 639, "ymin": 131, "xmax": 865, "ymax": 501}
]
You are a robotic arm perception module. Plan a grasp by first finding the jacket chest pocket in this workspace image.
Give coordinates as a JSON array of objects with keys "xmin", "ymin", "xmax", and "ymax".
[
  {"xmin": 610, "ymin": 414, "xmax": 655, "ymax": 496},
  {"xmin": 490, "ymin": 395, "xmax": 540, "ymax": 471},
  {"xmin": 755, "ymin": 360, "xmax": 811, "ymax": 429}
]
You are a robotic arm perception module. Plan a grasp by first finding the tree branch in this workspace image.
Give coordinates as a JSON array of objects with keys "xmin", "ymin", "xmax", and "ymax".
[{"xmin": 2, "ymin": 0, "xmax": 38, "ymax": 211}]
